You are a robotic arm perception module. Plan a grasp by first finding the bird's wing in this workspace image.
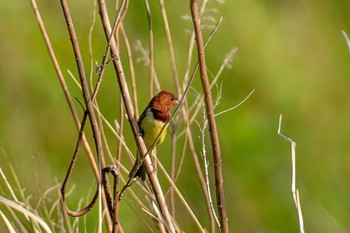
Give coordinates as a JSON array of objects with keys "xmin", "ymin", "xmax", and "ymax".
[{"xmin": 138, "ymin": 108, "xmax": 148, "ymax": 125}]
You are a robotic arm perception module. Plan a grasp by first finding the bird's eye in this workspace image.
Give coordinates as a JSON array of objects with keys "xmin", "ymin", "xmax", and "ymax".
[{"xmin": 170, "ymin": 97, "xmax": 174, "ymax": 101}]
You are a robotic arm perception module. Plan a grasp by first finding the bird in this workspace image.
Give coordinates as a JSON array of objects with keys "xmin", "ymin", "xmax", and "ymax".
[{"xmin": 129, "ymin": 90, "xmax": 179, "ymax": 181}]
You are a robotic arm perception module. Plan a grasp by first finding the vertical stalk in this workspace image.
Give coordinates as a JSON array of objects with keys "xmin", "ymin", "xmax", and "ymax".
[
  {"xmin": 97, "ymin": 0, "xmax": 175, "ymax": 231},
  {"xmin": 190, "ymin": 0, "xmax": 229, "ymax": 232}
]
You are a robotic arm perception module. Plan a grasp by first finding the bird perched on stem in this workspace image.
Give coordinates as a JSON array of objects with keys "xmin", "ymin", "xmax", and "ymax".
[{"xmin": 129, "ymin": 90, "xmax": 179, "ymax": 181}]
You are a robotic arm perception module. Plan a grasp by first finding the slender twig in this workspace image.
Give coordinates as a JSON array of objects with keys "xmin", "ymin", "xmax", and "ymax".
[
  {"xmin": 180, "ymin": 17, "xmax": 223, "ymax": 131},
  {"xmin": 0, "ymin": 164, "xmax": 31, "ymax": 232},
  {"xmin": 92, "ymin": 0, "xmax": 127, "ymax": 103},
  {"xmin": 184, "ymin": 19, "xmax": 226, "ymax": 129},
  {"xmin": 102, "ymin": 166, "xmax": 123, "ymax": 233},
  {"xmin": 341, "ymin": 30, "xmax": 350, "ymax": 53},
  {"xmin": 59, "ymin": 2, "xmax": 112, "ymax": 232},
  {"xmin": 190, "ymin": 0, "xmax": 228, "ymax": 232},
  {"xmin": 68, "ymin": 70, "xmax": 134, "ymax": 160},
  {"xmin": 175, "ymin": 16, "xmax": 224, "ymax": 233},
  {"xmin": 0, "ymin": 167, "xmax": 18, "ymax": 202},
  {"xmin": 119, "ymin": 112, "xmax": 176, "ymax": 195},
  {"xmin": 88, "ymin": 0, "xmax": 97, "ymax": 91},
  {"xmin": 180, "ymin": 99, "xmax": 216, "ymax": 232},
  {"xmin": 169, "ymin": 124, "xmax": 177, "ymax": 217},
  {"xmin": 139, "ymin": 10, "xmax": 168, "ymax": 227},
  {"xmin": 126, "ymin": 201, "xmax": 155, "ymax": 232},
  {"xmin": 156, "ymin": 160, "xmax": 206, "ymax": 233},
  {"xmin": 170, "ymin": 8, "xmax": 218, "ymax": 233},
  {"xmin": 113, "ymin": 0, "xmax": 129, "ymax": 51},
  {"xmin": 145, "ymin": 0, "xmax": 154, "ymax": 97},
  {"xmin": 97, "ymin": 0, "xmax": 175, "ymax": 231},
  {"xmin": 196, "ymin": 101, "xmax": 220, "ymax": 227},
  {"xmin": 102, "ymin": 168, "xmax": 114, "ymax": 218},
  {"xmin": 120, "ymin": 39, "xmax": 197, "ymax": 190},
  {"xmin": 173, "ymin": 43, "xmax": 216, "ymax": 233},
  {"xmin": 60, "ymin": 112, "xmax": 99, "ymax": 217},
  {"xmin": 215, "ymin": 90, "xmax": 255, "ymax": 117},
  {"xmin": 117, "ymin": 95, "xmax": 125, "ymax": 163},
  {"xmin": 120, "ymin": 25, "xmax": 139, "ymax": 117},
  {"xmin": 0, "ymin": 196, "xmax": 51, "ymax": 232},
  {"xmin": 60, "ymin": 0, "xmax": 127, "ymax": 222},
  {"xmin": 114, "ymin": 3, "xmax": 131, "ymax": 165},
  {"xmin": 183, "ymin": 0, "xmax": 210, "ymax": 87},
  {"xmin": 158, "ymin": 0, "xmax": 180, "ymax": 94},
  {"xmin": 3, "ymin": 206, "xmax": 29, "ymax": 233},
  {"xmin": 156, "ymin": 7, "xmax": 184, "ymax": 219},
  {"xmin": 30, "ymin": 0, "xmax": 99, "ymax": 180},
  {"xmin": 32, "ymin": 0, "xmax": 107, "ymax": 225},
  {"xmin": 173, "ymin": 135, "xmax": 188, "ymax": 182},
  {"xmin": 88, "ymin": 3, "xmax": 116, "ymax": 229},
  {"xmin": 278, "ymin": 114, "xmax": 305, "ymax": 233},
  {"xmin": 123, "ymin": 53, "xmax": 198, "ymax": 190}
]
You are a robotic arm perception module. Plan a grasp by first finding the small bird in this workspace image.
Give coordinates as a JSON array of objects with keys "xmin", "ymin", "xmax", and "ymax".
[{"xmin": 129, "ymin": 90, "xmax": 179, "ymax": 181}]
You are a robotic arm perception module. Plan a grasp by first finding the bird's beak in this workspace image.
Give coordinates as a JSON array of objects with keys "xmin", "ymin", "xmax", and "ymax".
[{"xmin": 176, "ymin": 99, "xmax": 180, "ymax": 105}]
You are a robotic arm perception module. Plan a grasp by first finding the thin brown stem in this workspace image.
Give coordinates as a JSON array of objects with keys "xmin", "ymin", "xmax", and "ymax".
[
  {"xmin": 60, "ymin": 112, "xmax": 99, "ymax": 217},
  {"xmin": 145, "ymin": 0, "xmax": 154, "ymax": 97},
  {"xmin": 117, "ymin": 94, "xmax": 125, "ymax": 163},
  {"xmin": 59, "ymin": 2, "xmax": 116, "ymax": 232},
  {"xmin": 97, "ymin": 0, "xmax": 175, "ymax": 231},
  {"xmin": 169, "ymin": 124, "xmax": 177, "ymax": 218},
  {"xmin": 32, "ymin": 0, "xmax": 108, "ymax": 225},
  {"xmin": 30, "ymin": 0, "xmax": 99, "ymax": 180},
  {"xmin": 114, "ymin": 0, "xmax": 129, "ymax": 51},
  {"xmin": 92, "ymin": 0, "xmax": 127, "ymax": 103},
  {"xmin": 190, "ymin": 1, "xmax": 228, "ymax": 232},
  {"xmin": 183, "ymin": 0, "xmax": 210, "ymax": 87},
  {"xmin": 182, "ymin": 101, "xmax": 216, "ymax": 232},
  {"xmin": 174, "ymin": 134, "xmax": 188, "ymax": 182},
  {"xmin": 59, "ymin": 0, "xmax": 104, "ymax": 178},
  {"xmin": 120, "ymin": 25, "xmax": 139, "ymax": 117},
  {"xmin": 158, "ymin": 0, "xmax": 181, "ymax": 95},
  {"xmin": 102, "ymin": 167, "xmax": 115, "ymax": 219},
  {"xmin": 102, "ymin": 166, "xmax": 124, "ymax": 233},
  {"xmin": 174, "ymin": 61, "xmax": 216, "ymax": 231},
  {"xmin": 88, "ymin": 0, "xmax": 97, "ymax": 92}
]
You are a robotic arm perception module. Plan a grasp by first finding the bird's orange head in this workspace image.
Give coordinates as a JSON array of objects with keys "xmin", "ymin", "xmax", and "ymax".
[{"xmin": 148, "ymin": 91, "xmax": 179, "ymax": 114}]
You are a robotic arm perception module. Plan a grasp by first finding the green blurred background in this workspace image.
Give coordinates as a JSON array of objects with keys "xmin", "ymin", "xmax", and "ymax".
[{"xmin": 1, "ymin": 0, "xmax": 350, "ymax": 232}]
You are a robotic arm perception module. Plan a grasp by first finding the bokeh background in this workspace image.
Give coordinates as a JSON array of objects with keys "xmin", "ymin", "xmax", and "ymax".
[{"xmin": 1, "ymin": 0, "xmax": 350, "ymax": 232}]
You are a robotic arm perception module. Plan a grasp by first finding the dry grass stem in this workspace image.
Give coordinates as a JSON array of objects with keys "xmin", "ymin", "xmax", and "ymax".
[
  {"xmin": 0, "ymin": 167, "xmax": 18, "ymax": 202},
  {"xmin": 341, "ymin": 30, "xmax": 350, "ymax": 53},
  {"xmin": 156, "ymin": 162, "xmax": 206, "ymax": 232},
  {"xmin": 145, "ymin": 0, "xmax": 154, "ymax": 97},
  {"xmin": 67, "ymin": 70, "xmax": 134, "ymax": 161},
  {"xmin": 30, "ymin": 0, "xmax": 99, "ymax": 181},
  {"xmin": 215, "ymin": 89, "xmax": 255, "ymax": 117},
  {"xmin": 191, "ymin": 0, "xmax": 229, "ymax": 231},
  {"xmin": 97, "ymin": 0, "xmax": 175, "ymax": 231},
  {"xmin": 196, "ymin": 105, "xmax": 220, "ymax": 227},
  {"xmin": 0, "ymin": 196, "xmax": 52, "ymax": 233},
  {"xmin": 27, "ymin": 0, "xmax": 236, "ymax": 230},
  {"xmin": 278, "ymin": 114, "xmax": 305, "ymax": 233},
  {"xmin": 169, "ymin": 128, "xmax": 177, "ymax": 217},
  {"xmin": 158, "ymin": 0, "xmax": 181, "ymax": 94},
  {"xmin": 120, "ymin": 26, "xmax": 139, "ymax": 117},
  {"xmin": 170, "ymin": 18, "xmax": 225, "ymax": 228}
]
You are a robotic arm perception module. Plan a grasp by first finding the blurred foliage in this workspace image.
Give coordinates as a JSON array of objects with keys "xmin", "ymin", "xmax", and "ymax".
[{"xmin": 1, "ymin": 0, "xmax": 350, "ymax": 232}]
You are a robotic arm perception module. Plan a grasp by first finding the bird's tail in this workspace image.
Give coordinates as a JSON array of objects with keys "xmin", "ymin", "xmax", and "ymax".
[{"xmin": 129, "ymin": 153, "xmax": 146, "ymax": 181}]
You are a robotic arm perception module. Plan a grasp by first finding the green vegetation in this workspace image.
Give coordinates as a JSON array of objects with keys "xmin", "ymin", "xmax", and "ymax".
[{"xmin": 1, "ymin": 0, "xmax": 350, "ymax": 232}]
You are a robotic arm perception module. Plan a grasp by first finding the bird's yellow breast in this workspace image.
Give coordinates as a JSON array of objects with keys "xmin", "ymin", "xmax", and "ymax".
[{"xmin": 140, "ymin": 110, "xmax": 169, "ymax": 149}]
